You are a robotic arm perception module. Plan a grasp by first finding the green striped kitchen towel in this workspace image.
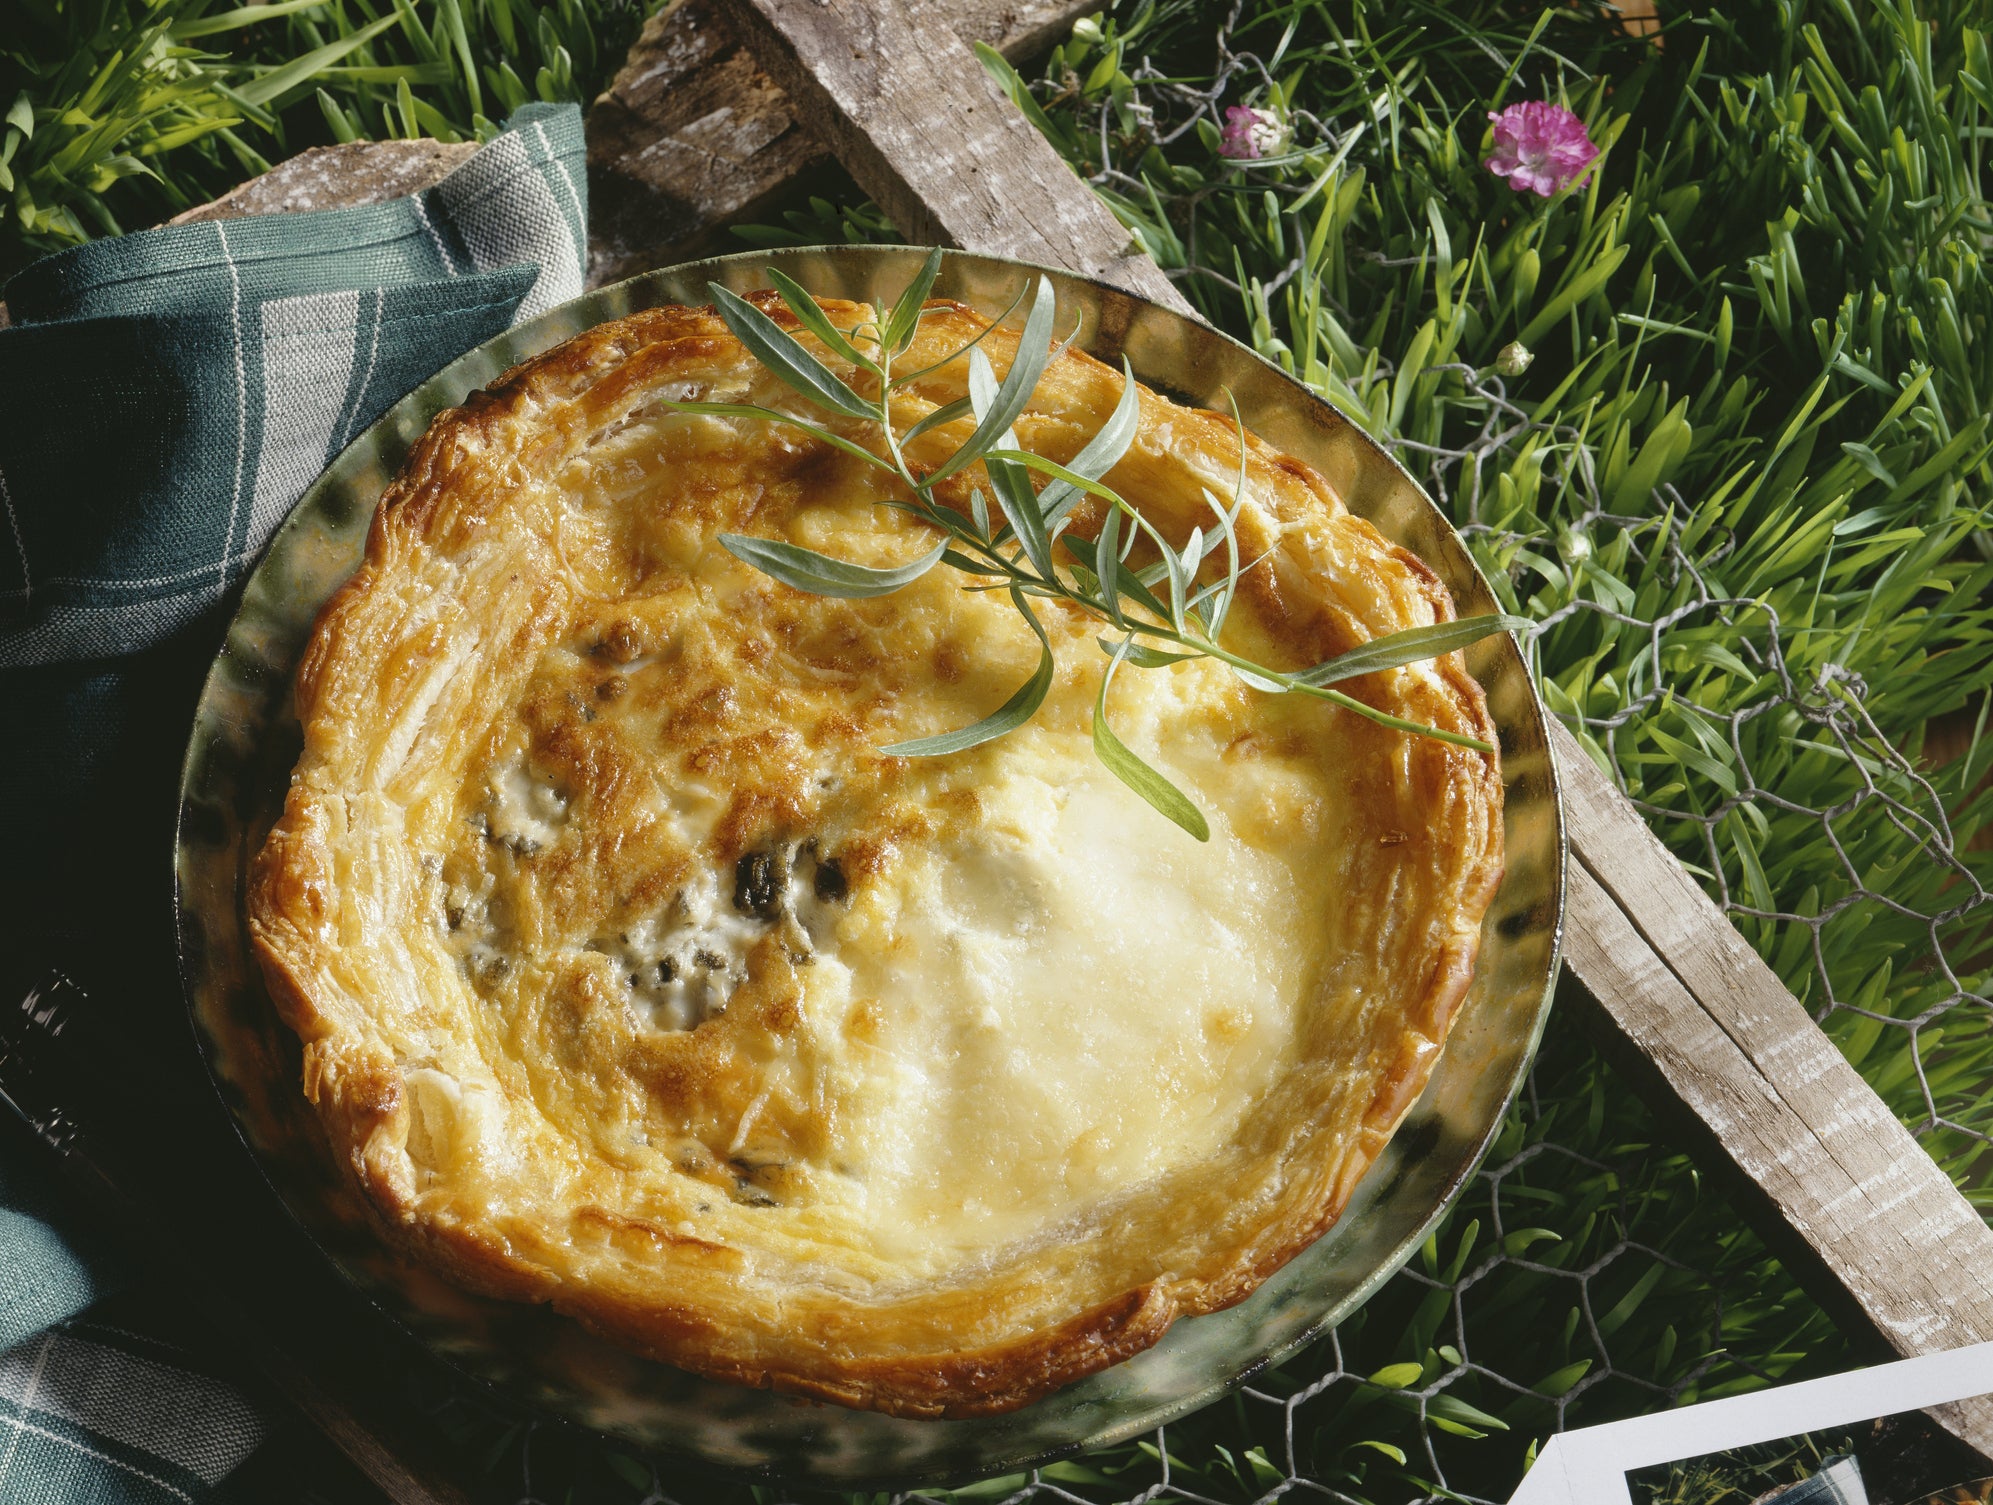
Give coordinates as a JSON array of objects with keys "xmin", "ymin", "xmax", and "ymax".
[
  {"xmin": 0, "ymin": 100, "xmax": 586, "ymax": 666},
  {"xmin": 0, "ymin": 1288, "xmax": 270, "ymax": 1505},
  {"xmin": 0, "ymin": 100, "xmax": 588, "ymax": 1503}
]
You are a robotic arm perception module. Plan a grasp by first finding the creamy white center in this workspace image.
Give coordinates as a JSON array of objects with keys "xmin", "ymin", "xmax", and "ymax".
[
  {"xmin": 484, "ymin": 761, "xmax": 568, "ymax": 854},
  {"xmin": 819, "ymin": 743, "xmax": 1311, "ymax": 1265}
]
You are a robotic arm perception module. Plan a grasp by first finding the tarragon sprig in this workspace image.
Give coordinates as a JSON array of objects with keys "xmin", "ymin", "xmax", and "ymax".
[{"xmin": 664, "ymin": 252, "xmax": 1522, "ymax": 841}]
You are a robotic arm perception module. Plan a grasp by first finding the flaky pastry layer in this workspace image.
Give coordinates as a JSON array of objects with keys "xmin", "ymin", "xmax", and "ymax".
[{"xmin": 248, "ymin": 294, "xmax": 1503, "ymax": 1418}]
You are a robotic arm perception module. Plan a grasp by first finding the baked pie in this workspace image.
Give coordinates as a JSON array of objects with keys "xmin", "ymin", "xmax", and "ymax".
[{"xmin": 249, "ymin": 291, "xmax": 1504, "ymax": 1418}]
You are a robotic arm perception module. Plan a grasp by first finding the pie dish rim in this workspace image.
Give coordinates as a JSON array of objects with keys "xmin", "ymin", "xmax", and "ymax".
[{"xmin": 172, "ymin": 243, "xmax": 1566, "ymax": 1487}]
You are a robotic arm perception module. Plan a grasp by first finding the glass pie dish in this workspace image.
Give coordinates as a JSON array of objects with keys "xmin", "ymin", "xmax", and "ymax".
[{"xmin": 173, "ymin": 244, "xmax": 1565, "ymax": 1488}]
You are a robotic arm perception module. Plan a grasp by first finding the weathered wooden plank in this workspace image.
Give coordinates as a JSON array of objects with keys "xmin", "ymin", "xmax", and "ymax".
[
  {"xmin": 586, "ymin": 0, "xmax": 822, "ymax": 285},
  {"xmin": 1554, "ymin": 718, "xmax": 1993, "ymax": 1453},
  {"xmin": 587, "ymin": 0, "xmax": 1110, "ymax": 286},
  {"xmin": 167, "ymin": 140, "xmax": 476, "ymax": 225},
  {"xmin": 712, "ymin": 0, "xmax": 1192, "ymax": 311}
]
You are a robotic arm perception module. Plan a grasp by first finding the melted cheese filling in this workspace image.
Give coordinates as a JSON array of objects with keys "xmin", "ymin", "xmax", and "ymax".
[
  {"xmin": 253, "ymin": 297, "xmax": 1503, "ymax": 1412},
  {"xmin": 826, "ymin": 748, "xmax": 1311, "ymax": 1259},
  {"xmin": 433, "ymin": 586, "xmax": 1343, "ymax": 1272},
  {"xmin": 399, "ymin": 389, "xmax": 1420, "ymax": 1283}
]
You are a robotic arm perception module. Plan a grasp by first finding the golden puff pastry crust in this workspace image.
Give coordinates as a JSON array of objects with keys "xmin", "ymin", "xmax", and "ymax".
[{"xmin": 248, "ymin": 293, "xmax": 1504, "ymax": 1419}]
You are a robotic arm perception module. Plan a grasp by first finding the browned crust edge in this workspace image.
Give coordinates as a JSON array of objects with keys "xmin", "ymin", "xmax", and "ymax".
[{"xmin": 247, "ymin": 295, "xmax": 1506, "ymax": 1420}]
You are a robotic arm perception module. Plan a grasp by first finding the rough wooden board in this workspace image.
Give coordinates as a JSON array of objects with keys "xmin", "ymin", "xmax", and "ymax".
[
  {"xmin": 714, "ymin": 0, "xmax": 1192, "ymax": 311},
  {"xmin": 1554, "ymin": 717, "xmax": 1993, "ymax": 1455},
  {"xmin": 168, "ymin": 140, "xmax": 476, "ymax": 224},
  {"xmin": 587, "ymin": 0, "xmax": 1110, "ymax": 287},
  {"xmin": 586, "ymin": 0, "xmax": 819, "ymax": 286}
]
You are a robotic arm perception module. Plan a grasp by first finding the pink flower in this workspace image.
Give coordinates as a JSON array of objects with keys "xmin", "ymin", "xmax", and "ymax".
[
  {"xmin": 1484, "ymin": 102, "xmax": 1599, "ymax": 197},
  {"xmin": 1220, "ymin": 105, "xmax": 1286, "ymax": 161}
]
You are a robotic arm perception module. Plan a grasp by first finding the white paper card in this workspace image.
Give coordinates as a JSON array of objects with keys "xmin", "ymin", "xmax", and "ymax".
[{"xmin": 1509, "ymin": 1339, "xmax": 1993, "ymax": 1504}]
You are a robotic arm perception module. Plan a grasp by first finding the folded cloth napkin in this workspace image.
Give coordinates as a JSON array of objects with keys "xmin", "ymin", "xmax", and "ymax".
[
  {"xmin": 0, "ymin": 101, "xmax": 588, "ymax": 1502},
  {"xmin": 0, "ymin": 1278, "xmax": 270, "ymax": 1505},
  {"xmin": 0, "ymin": 100, "xmax": 586, "ymax": 666}
]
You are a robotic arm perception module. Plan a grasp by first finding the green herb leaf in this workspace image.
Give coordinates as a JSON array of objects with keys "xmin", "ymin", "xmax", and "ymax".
[
  {"xmin": 888, "ymin": 281, "xmax": 1029, "ymax": 390},
  {"xmin": 1114, "ymin": 568, "xmax": 1176, "ymax": 627},
  {"xmin": 987, "ymin": 452, "xmax": 1054, "ymax": 579},
  {"xmin": 901, "ymin": 396, "xmax": 974, "ymax": 446},
  {"xmin": 1094, "ymin": 505, "xmax": 1125, "ymax": 627},
  {"xmin": 1097, "ymin": 637, "xmax": 1199, "ymax": 668},
  {"xmin": 931, "ymin": 276, "xmax": 1058, "ymax": 483},
  {"xmin": 1293, "ymin": 615, "xmax": 1529, "ymax": 687},
  {"xmin": 1094, "ymin": 647, "xmax": 1210, "ymax": 840},
  {"xmin": 1179, "ymin": 525, "xmax": 1206, "ymax": 584},
  {"xmin": 964, "ymin": 346, "xmax": 1010, "ymax": 441},
  {"xmin": 653, "ymin": 398, "xmax": 897, "ymax": 476},
  {"xmin": 1039, "ymin": 357, "xmax": 1142, "ymax": 524},
  {"xmin": 986, "ymin": 448, "xmax": 1127, "ymax": 509},
  {"xmin": 706, "ymin": 283, "xmax": 874, "ymax": 420},
  {"xmin": 1229, "ymin": 663, "xmax": 1291, "ymax": 693},
  {"xmin": 718, "ymin": 533, "xmax": 945, "ymax": 598},
  {"xmin": 1288, "ymin": 681, "xmax": 1498, "ymax": 752},
  {"xmin": 1063, "ymin": 534, "xmax": 1174, "ymax": 624},
  {"xmin": 1200, "ymin": 486, "xmax": 1245, "ymax": 637},
  {"xmin": 1159, "ymin": 526, "xmax": 1190, "ymax": 634},
  {"xmin": 882, "ymin": 590, "xmax": 1054, "ymax": 756},
  {"xmin": 766, "ymin": 267, "xmax": 872, "ymax": 369},
  {"xmin": 883, "ymin": 246, "xmax": 944, "ymax": 354},
  {"xmin": 940, "ymin": 548, "xmax": 1006, "ymax": 576}
]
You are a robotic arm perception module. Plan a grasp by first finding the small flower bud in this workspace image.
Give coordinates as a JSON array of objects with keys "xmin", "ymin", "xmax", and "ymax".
[
  {"xmin": 1220, "ymin": 105, "xmax": 1288, "ymax": 161},
  {"xmin": 1496, "ymin": 341, "xmax": 1534, "ymax": 377}
]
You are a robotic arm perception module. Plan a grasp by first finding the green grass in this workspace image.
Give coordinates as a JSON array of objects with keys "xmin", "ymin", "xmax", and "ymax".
[
  {"xmin": 1630, "ymin": 1429, "xmax": 1861, "ymax": 1505},
  {"xmin": 9, "ymin": 0, "xmax": 1993, "ymax": 1500},
  {"xmin": 0, "ymin": 0, "xmax": 650, "ymax": 278}
]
